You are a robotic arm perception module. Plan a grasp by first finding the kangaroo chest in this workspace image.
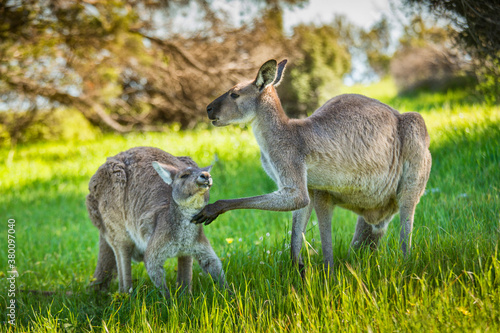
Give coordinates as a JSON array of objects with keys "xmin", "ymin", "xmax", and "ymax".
[
  {"xmin": 260, "ymin": 150, "xmax": 281, "ymax": 186},
  {"xmin": 168, "ymin": 219, "xmax": 200, "ymax": 248},
  {"xmin": 254, "ymin": 130, "xmax": 282, "ymax": 187},
  {"xmin": 126, "ymin": 212, "xmax": 201, "ymax": 259}
]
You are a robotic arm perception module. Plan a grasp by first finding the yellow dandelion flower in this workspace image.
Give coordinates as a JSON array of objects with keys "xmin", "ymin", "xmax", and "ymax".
[{"xmin": 456, "ymin": 306, "xmax": 472, "ymax": 316}]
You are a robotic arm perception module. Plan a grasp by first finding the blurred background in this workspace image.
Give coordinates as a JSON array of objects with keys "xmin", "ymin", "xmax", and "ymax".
[{"xmin": 1, "ymin": 0, "xmax": 499, "ymax": 148}]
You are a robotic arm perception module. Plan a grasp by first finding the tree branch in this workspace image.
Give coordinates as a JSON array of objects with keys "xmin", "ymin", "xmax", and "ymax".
[
  {"xmin": 129, "ymin": 28, "xmax": 218, "ymax": 75},
  {"xmin": 4, "ymin": 76, "xmax": 134, "ymax": 133}
]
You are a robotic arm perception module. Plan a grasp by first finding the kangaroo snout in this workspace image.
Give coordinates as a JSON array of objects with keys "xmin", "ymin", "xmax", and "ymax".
[
  {"xmin": 207, "ymin": 105, "xmax": 216, "ymax": 119},
  {"xmin": 196, "ymin": 172, "xmax": 212, "ymax": 187}
]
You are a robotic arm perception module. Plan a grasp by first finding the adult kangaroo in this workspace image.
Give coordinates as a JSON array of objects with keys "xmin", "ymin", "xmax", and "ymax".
[{"xmin": 193, "ymin": 59, "xmax": 431, "ymax": 272}]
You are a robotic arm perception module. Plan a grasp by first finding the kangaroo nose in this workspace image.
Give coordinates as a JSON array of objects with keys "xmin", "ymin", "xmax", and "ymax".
[
  {"xmin": 207, "ymin": 105, "xmax": 213, "ymax": 117},
  {"xmin": 197, "ymin": 172, "xmax": 212, "ymax": 187}
]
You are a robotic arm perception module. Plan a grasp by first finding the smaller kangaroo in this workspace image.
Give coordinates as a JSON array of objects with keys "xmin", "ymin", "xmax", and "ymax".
[{"xmin": 86, "ymin": 147, "xmax": 226, "ymax": 298}]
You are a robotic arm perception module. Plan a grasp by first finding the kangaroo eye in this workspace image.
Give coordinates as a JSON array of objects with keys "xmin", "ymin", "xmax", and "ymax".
[
  {"xmin": 180, "ymin": 173, "xmax": 190, "ymax": 179},
  {"xmin": 230, "ymin": 93, "xmax": 240, "ymax": 99}
]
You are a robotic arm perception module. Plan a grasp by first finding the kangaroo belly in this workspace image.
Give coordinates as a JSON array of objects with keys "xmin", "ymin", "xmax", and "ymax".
[
  {"xmin": 306, "ymin": 152, "xmax": 401, "ymax": 210},
  {"xmin": 340, "ymin": 198, "xmax": 399, "ymax": 224}
]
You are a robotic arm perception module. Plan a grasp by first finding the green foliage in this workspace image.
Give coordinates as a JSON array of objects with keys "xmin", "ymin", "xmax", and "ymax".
[
  {"xmin": 360, "ymin": 16, "xmax": 392, "ymax": 77},
  {"xmin": 389, "ymin": 15, "xmax": 475, "ymax": 93},
  {"xmin": 403, "ymin": 0, "xmax": 500, "ymax": 103},
  {"xmin": 1, "ymin": 81, "xmax": 499, "ymax": 331},
  {"xmin": 475, "ymin": 57, "xmax": 500, "ymax": 105},
  {"xmin": 280, "ymin": 20, "xmax": 351, "ymax": 118},
  {"xmin": 398, "ymin": 15, "xmax": 452, "ymax": 48},
  {"xmin": 404, "ymin": 0, "xmax": 500, "ymax": 59},
  {"xmin": 0, "ymin": 108, "xmax": 100, "ymax": 148}
]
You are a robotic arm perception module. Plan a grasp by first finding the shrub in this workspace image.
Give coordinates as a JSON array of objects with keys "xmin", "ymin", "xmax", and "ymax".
[{"xmin": 390, "ymin": 43, "xmax": 472, "ymax": 92}]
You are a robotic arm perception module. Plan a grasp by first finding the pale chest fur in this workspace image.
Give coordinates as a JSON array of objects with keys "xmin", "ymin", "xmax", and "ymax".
[
  {"xmin": 260, "ymin": 149, "xmax": 281, "ymax": 186},
  {"xmin": 126, "ymin": 209, "xmax": 202, "ymax": 260},
  {"xmin": 253, "ymin": 126, "xmax": 282, "ymax": 187},
  {"xmin": 161, "ymin": 217, "xmax": 203, "ymax": 257}
]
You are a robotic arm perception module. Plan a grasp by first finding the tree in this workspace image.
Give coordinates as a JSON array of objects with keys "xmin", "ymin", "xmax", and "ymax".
[
  {"xmin": 390, "ymin": 15, "xmax": 471, "ymax": 92},
  {"xmin": 404, "ymin": 0, "xmax": 500, "ymax": 101},
  {"xmin": 404, "ymin": 0, "xmax": 500, "ymax": 58},
  {"xmin": 279, "ymin": 17, "xmax": 352, "ymax": 118},
  {"xmin": 359, "ymin": 16, "xmax": 392, "ymax": 78},
  {"xmin": 0, "ymin": 0, "xmax": 307, "ymax": 147}
]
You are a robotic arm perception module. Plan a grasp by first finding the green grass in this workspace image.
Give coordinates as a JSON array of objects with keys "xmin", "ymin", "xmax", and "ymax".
[{"xmin": 1, "ymin": 80, "xmax": 499, "ymax": 332}]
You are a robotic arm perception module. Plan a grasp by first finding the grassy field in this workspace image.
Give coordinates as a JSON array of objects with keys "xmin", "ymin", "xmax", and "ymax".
[{"xmin": 1, "ymin": 81, "xmax": 499, "ymax": 331}]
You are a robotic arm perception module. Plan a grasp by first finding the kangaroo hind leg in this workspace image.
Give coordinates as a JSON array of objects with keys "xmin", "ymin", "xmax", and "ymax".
[
  {"xmin": 313, "ymin": 190, "xmax": 335, "ymax": 272},
  {"xmin": 290, "ymin": 190, "xmax": 314, "ymax": 276},
  {"xmin": 350, "ymin": 216, "xmax": 392, "ymax": 254},
  {"xmin": 91, "ymin": 234, "xmax": 117, "ymax": 291}
]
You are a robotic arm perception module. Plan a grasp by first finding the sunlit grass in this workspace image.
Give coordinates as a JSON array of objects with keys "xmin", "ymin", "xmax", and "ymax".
[{"xmin": 1, "ymin": 82, "xmax": 499, "ymax": 331}]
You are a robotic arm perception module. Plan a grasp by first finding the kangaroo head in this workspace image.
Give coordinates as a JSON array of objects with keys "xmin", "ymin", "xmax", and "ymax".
[
  {"xmin": 206, "ymin": 59, "xmax": 287, "ymax": 126},
  {"xmin": 152, "ymin": 162, "xmax": 213, "ymax": 210}
]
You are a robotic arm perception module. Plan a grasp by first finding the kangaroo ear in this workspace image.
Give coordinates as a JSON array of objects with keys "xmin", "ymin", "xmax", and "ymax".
[
  {"xmin": 152, "ymin": 161, "xmax": 177, "ymax": 185},
  {"xmin": 201, "ymin": 165, "xmax": 213, "ymax": 173},
  {"xmin": 273, "ymin": 59, "xmax": 288, "ymax": 87},
  {"xmin": 255, "ymin": 59, "xmax": 277, "ymax": 92}
]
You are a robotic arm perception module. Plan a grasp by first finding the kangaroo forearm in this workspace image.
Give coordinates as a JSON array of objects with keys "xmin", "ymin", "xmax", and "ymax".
[{"xmin": 218, "ymin": 188, "xmax": 310, "ymax": 212}]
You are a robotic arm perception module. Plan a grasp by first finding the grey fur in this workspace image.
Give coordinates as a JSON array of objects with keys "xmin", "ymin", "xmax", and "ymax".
[
  {"xmin": 196, "ymin": 59, "xmax": 432, "ymax": 272},
  {"xmin": 86, "ymin": 147, "xmax": 226, "ymax": 297}
]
